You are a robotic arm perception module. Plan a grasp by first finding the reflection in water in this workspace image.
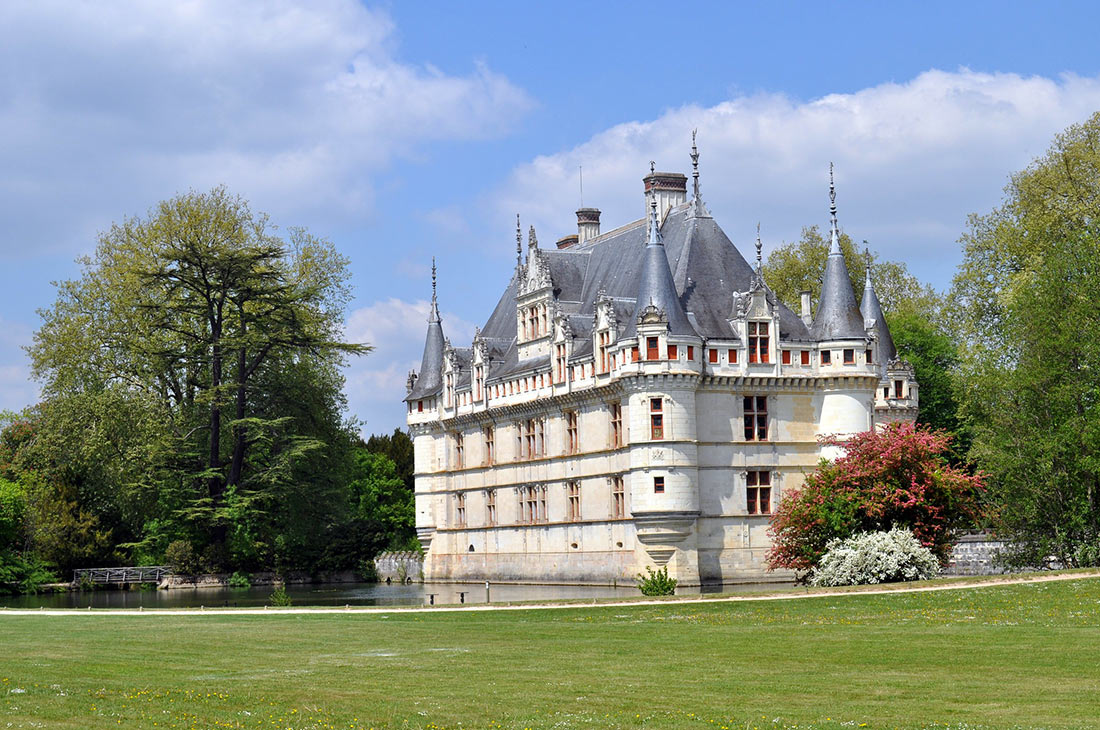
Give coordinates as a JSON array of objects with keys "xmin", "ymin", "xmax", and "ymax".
[{"xmin": 0, "ymin": 580, "xmax": 792, "ymax": 610}]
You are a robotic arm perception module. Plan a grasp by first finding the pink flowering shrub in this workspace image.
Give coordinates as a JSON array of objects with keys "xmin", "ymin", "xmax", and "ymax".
[{"xmin": 767, "ymin": 423, "xmax": 985, "ymax": 574}]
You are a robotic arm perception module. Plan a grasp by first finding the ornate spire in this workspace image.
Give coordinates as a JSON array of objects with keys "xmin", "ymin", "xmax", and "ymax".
[
  {"xmin": 860, "ymin": 242, "xmax": 896, "ymax": 362},
  {"xmin": 426, "ymin": 258, "xmax": 440, "ymax": 323},
  {"xmin": 515, "ymin": 214, "xmax": 522, "ymax": 267},
  {"xmin": 528, "ymin": 224, "xmax": 538, "ymax": 251},
  {"xmin": 863, "ymin": 244, "xmax": 873, "ymax": 284},
  {"xmin": 647, "ymin": 196, "xmax": 661, "ymax": 245},
  {"xmin": 755, "ymin": 222, "xmax": 763, "ymax": 273},
  {"xmin": 690, "ymin": 129, "xmax": 700, "ymax": 200},
  {"xmin": 829, "ymin": 162, "xmax": 840, "ymax": 254}
]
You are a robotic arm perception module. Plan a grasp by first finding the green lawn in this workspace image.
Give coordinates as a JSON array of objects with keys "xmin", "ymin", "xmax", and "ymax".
[{"xmin": 3, "ymin": 578, "xmax": 1100, "ymax": 730}]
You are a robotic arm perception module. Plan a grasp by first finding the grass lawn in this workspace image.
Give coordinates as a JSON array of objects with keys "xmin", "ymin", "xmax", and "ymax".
[{"xmin": 2, "ymin": 578, "xmax": 1100, "ymax": 730}]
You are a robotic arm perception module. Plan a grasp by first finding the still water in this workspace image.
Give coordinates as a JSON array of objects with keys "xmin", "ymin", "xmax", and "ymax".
[{"xmin": 0, "ymin": 580, "xmax": 788, "ymax": 610}]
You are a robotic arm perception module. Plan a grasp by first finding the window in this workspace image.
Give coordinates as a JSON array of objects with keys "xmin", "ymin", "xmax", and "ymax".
[
  {"xmin": 521, "ymin": 487, "xmax": 538, "ymax": 523},
  {"xmin": 486, "ymin": 490, "xmax": 496, "ymax": 526},
  {"xmin": 866, "ymin": 349, "xmax": 873, "ymax": 364},
  {"xmin": 884, "ymin": 386, "xmax": 890, "ymax": 399},
  {"xmin": 611, "ymin": 476, "xmax": 625, "ymax": 518},
  {"xmin": 484, "ymin": 426, "xmax": 494, "ymax": 466},
  {"xmin": 567, "ymin": 482, "xmax": 581, "ymax": 521},
  {"xmin": 800, "ymin": 350, "xmax": 810, "ymax": 366},
  {"xmin": 667, "ymin": 344, "xmax": 678, "ymax": 360},
  {"xmin": 417, "ymin": 400, "xmax": 423, "ymax": 413},
  {"xmin": 631, "ymin": 346, "xmax": 640, "ymax": 362},
  {"xmin": 597, "ymin": 331, "xmax": 611, "ymax": 373},
  {"xmin": 687, "ymin": 346, "xmax": 695, "ymax": 360},
  {"xmin": 748, "ymin": 322, "xmax": 770, "ymax": 363},
  {"xmin": 646, "ymin": 336, "xmax": 660, "ymax": 360},
  {"xmin": 556, "ymin": 343, "xmax": 567, "ymax": 382},
  {"xmin": 843, "ymin": 348, "xmax": 855, "ymax": 364},
  {"xmin": 455, "ymin": 492, "xmax": 466, "ymax": 527},
  {"xmin": 653, "ymin": 476, "xmax": 665, "ymax": 493},
  {"xmin": 524, "ymin": 419, "xmax": 536, "ymax": 458},
  {"xmin": 454, "ymin": 432, "xmax": 464, "ymax": 468},
  {"xmin": 610, "ymin": 402, "xmax": 623, "ymax": 448},
  {"xmin": 708, "ymin": 348, "xmax": 719, "ymax": 363},
  {"xmin": 781, "ymin": 350, "xmax": 791, "ymax": 365},
  {"xmin": 474, "ymin": 365, "xmax": 484, "ymax": 401},
  {"xmin": 821, "ymin": 350, "xmax": 832, "ymax": 365},
  {"xmin": 650, "ymin": 398, "xmax": 664, "ymax": 440},
  {"xmin": 894, "ymin": 380, "xmax": 904, "ymax": 398},
  {"xmin": 746, "ymin": 471, "xmax": 772, "ymax": 514},
  {"xmin": 743, "ymin": 396, "xmax": 767, "ymax": 441},
  {"xmin": 538, "ymin": 487, "xmax": 547, "ymax": 523},
  {"xmin": 515, "ymin": 424, "xmax": 523, "ymax": 461},
  {"xmin": 566, "ymin": 410, "xmax": 579, "ymax": 454},
  {"xmin": 728, "ymin": 348, "xmax": 738, "ymax": 364}
]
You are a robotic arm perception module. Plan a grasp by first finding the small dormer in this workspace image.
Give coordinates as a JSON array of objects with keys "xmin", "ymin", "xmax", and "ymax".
[
  {"xmin": 876, "ymin": 358, "xmax": 919, "ymax": 427},
  {"xmin": 593, "ymin": 291, "xmax": 619, "ymax": 374},
  {"xmin": 731, "ymin": 283, "xmax": 779, "ymax": 366},
  {"xmin": 551, "ymin": 311, "xmax": 573, "ymax": 385},
  {"xmin": 442, "ymin": 339, "xmax": 458, "ymax": 409},
  {"xmin": 471, "ymin": 329, "xmax": 488, "ymax": 403}
]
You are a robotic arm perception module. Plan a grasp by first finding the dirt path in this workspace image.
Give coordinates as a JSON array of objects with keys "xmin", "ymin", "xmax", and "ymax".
[{"xmin": 3, "ymin": 569, "xmax": 1098, "ymax": 617}]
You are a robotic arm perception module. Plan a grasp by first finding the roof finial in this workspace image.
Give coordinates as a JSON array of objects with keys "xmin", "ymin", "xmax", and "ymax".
[
  {"xmin": 431, "ymin": 257, "xmax": 437, "ymax": 300},
  {"xmin": 755, "ymin": 222, "xmax": 763, "ymax": 272},
  {"xmin": 515, "ymin": 213, "xmax": 522, "ymax": 266},
  {"xmin": 828, "ymin": 162, "xmax": 841, "ymax": 255},
  {"xmin": 690, "ymin": 129, "xmax": 700, "ymax": 200},
  {"xmin": 650, "ymin": 160, "xmax": 656, "ymax": 175},
  {"xmin": 528, "ymin": 224, "xmax": 538, "ymax": 251},
  {"xmin": 863, "ymin": 242, "xmax": 873, "ymax": 283}
]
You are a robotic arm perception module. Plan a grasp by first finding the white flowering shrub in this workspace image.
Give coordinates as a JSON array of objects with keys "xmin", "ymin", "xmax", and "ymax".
[{"xmin": 809, "ymin": 527, "xmax": 940, "ymax": 587}]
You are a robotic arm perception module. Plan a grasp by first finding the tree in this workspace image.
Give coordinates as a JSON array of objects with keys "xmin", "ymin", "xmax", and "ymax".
[
  {"xmin": 767, "ymin": 423, "xmax": 984, "ymax": 575},
  {"xmin": 29, "ymin": 188, "xmax": 368, "ymax": 569},
  {"xmin": 950, "ymin": 112, "xmax": 1100, "ymax": 568},
  {"xmin": 763, "ymin": 226, "xmax": 941, "ymax": 319},
  {"xmin": 347, "ymin": 449, "xmax": 416, "ymax": 552},
  {"xmin": 365, "ymin": 428, "xmax": 414, "ymax": 493}
]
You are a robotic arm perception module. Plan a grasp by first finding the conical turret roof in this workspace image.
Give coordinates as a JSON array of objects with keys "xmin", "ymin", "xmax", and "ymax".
[
  {"xmin": 860, "ymin": 251, "xmax": 896, "ymax": 362},
  {"xmin": 622, "ymin": 198, "xmax": 697, "ymax": 338},
  {"xmin": 810, "ymin": 166, "xmax": 866, "ymax": 341},
  {"xmin": 406, "ymin": 261, "xmax": 446, "ymax": 400}
]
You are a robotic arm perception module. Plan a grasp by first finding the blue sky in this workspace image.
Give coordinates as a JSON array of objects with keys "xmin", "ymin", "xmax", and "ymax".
[{"xmin": 2, "ymin": 1, "xmax": 1100, "ymax": 434}]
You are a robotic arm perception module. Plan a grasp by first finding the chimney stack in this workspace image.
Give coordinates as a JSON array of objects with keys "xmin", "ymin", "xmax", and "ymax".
[
  {"xmin": 576, "ymin": 208, "xmax": 601, "ymax": 244},
  {"xmin": 800, "ymin": 291, "xmax": 813, "ymax": 326},
  {"xmin": 643, "ymin": 169, "xmax": 687, "ymax": 224},
  {"xmin": 555, "ymin": 234, "xmax": 579, "ymax": 250}
]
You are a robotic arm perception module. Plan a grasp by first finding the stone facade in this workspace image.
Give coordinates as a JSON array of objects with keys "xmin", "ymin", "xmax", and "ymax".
[{"xmin": 406, "ymin": 153, "xmax": 917, "ymax": 586}]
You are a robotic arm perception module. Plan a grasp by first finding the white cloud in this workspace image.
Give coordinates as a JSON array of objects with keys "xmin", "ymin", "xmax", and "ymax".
[
  {"xmin": 0, "ymin": 0, "xmax": 533, "ymax": 257},
  {"xmin": 490, "ymin": 69, "xmax": 1100, "ymax": 286},
  {"xmin": 344, "ymin": 297, "xmax": 475, "ymax": 434}
]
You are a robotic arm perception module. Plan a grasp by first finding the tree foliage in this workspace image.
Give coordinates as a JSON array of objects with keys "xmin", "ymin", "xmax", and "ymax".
[
  {"xmin": 763, "ymin": 226, "xmax": 941, "ymax": 318},
  {"xmin": 950, "ymin": 111, "xmax": 1100, "ymax": 568},
  {"xmin": 348, "ymin": 449, "xmax": 416, "ymax": 552},
  {"xmin": 767, "ymin": 423, "xmax": 985, "ymax": 575},
  {"xmin": 25, "ymin": 188, "xmax": 370, "ymax": 573}
]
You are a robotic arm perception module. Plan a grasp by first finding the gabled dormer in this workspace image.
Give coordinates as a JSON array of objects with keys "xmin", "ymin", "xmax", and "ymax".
[
  {"xmin": 516, "ymin": 224, "xmax": 555, "ymax": 362},
  {"xmin": 442, "ymin": 338, "xmax": 458, "ymax": 409},
  {"xmin": 729, "ymin": 229, "xmax": 779, "ymax": 366},
  {"xmin": 471, "ymin": 328, "xmax": 488, "ymax": 403}
]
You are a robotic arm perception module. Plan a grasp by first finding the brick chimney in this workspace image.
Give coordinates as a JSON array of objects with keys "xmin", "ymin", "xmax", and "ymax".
[
  {"xmin": 643, "ymin": 169, "xmax": 687, "ymax": 224},
  {"xmin": 555, "ymin": 234, "xmax": 579, "ymax": 249},
  {"xmin": 576, "ymin": 208, "xmax": 601, "ymax": 244}
]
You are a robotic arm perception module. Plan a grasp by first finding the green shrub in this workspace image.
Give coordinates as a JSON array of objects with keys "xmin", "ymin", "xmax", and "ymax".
[
  {"xmin": 356, "ymin": 559, "xmax": 378, "ymax": 583},
  {"xmin": 227, "ymin": 571, "xmax": 251, "ymax": 588},
  {"xmin": 809, "ymin": 528, "xmax": 940, "ymax": 587},
  {"xmin": 636, "ymin": 565, "xmax": 677, "ymax": 596},
  {"xmin": 269, "ymin": 584, "xmax": 293, "ymax": 606},
  {"xmin": 164, "ymin": 540, "xmax": 200, "ymax": 575}
]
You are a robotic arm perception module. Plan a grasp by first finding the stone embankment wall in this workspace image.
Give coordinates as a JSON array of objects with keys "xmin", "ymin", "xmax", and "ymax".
[
  {"xmin": 943, "ymin": 532, "xmax": 1008, "ymax": 576},
  {"xmin": 160, "ymin": 570, "xmax": 358, "ymax": 589},
  {"xmin": 374, "ymin": 551, "xmax": 423, "ymax": 583}
]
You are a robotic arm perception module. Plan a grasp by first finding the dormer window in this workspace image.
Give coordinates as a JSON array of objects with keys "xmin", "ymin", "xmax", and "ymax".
[
  {"xmin": 646, "ymin": 337, "xmax": 659, "ymax": 360},
  {"xmin": 748, "ymin": 322, "xmax": 769, "ymax": 363},
  {"xmin": 597, "ymin": 331, "xmax": 611, "ymax": 373}
]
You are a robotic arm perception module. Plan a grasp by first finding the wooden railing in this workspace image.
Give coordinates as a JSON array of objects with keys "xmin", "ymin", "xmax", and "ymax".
[{"xmin": 72, "ymin": 566, "xmax": 173, "ymax": 585}]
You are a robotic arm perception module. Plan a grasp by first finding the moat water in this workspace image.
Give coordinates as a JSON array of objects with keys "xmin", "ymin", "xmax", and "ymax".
[{"xmin": 0, "ymin": 580, "xmax": 792, "ymax": 610}]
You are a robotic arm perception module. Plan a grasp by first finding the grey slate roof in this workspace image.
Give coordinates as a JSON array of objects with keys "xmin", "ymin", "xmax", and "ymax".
[
  {"xmin": 861, "ymin": 270, "xmax": 896, "ymax": 362},
  {"xmin": 435, "ymin": 195, "xmax": 813, "ymax": 387}
]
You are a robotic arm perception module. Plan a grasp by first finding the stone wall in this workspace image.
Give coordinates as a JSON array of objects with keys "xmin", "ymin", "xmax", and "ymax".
[
  {"xmin": 943, "ymin": 532, "xmax": 1009, "ymax": 576},
  {"xmin": 374, "ymin": 551, "xmax": 424, "ymax": 583}
]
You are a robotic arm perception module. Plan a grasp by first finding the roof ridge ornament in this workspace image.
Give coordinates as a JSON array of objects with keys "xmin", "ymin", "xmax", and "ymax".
[
  {"xmin": 755, "ymin": 222, "xmax": 763, "ymax": 273},
  {"xmin": 689, "ymin": 129, "xmax": 709, "ymax": 217},
  {"xmin": 515, "ymin": 214, "xmax": 522, "ymax": 267},
  {"xmin": 647, "ymin": 196, "xmax": 662, "ymax": 246}
]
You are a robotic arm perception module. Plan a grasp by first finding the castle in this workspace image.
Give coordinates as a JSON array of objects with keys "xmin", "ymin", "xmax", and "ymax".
[{"xmin": 405, "ymin": 142, "xmax": 917, "ymax": 586}]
